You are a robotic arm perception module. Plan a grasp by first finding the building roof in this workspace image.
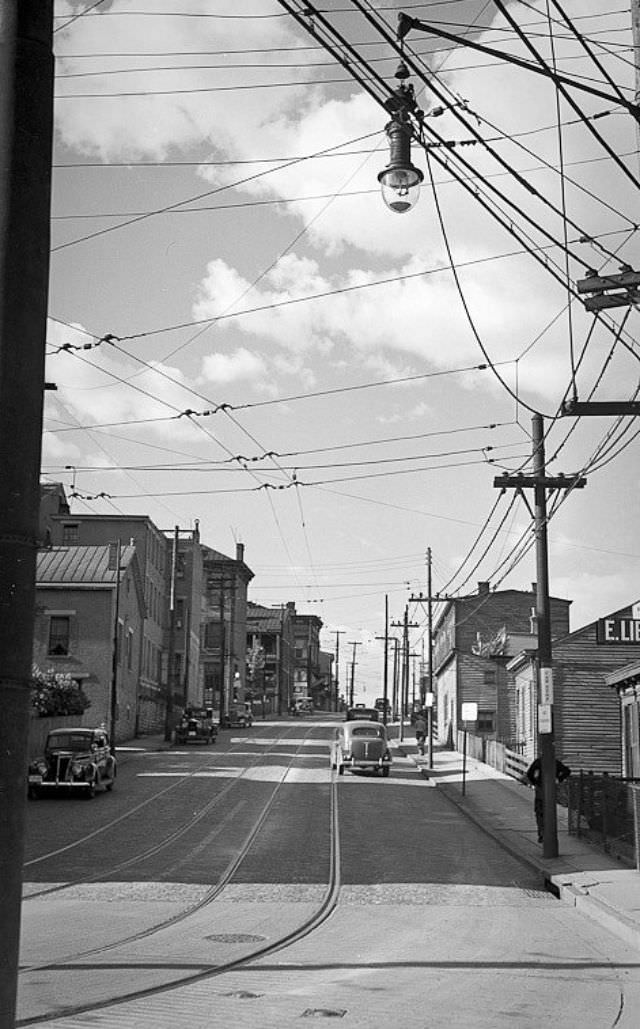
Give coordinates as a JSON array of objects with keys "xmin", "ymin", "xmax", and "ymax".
[
  {"xmin": 247, "ymin": 602, "xmax": 285, "ymax": 634},
  {"xmin": 37, "ymin": 545, "xmax": 135, "ymax": 586}
]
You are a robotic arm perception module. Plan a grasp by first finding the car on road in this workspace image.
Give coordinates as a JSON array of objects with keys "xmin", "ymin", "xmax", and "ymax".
[
  {"xmin": 345, "ymin": 706, "xmax": 379, "ymax": 722},
  {"xmin": 174, "ymin": 708, "xmax": 217, "ymax": 745},
  {"xmin": 220, "ymin": 702, "xmax": 253, "ymax": 728},
  {"xmin": 28, "ymin": 727, "xmax": 116, "ymax": 799},
  {"xmin": 330, "ymin": 720, "xmax": 392, "ymax": 777}
]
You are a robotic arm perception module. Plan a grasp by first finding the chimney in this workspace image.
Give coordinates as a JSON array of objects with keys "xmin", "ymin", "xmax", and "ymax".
[
  {"xmin": 236, "ymin": 542, "xmax": 244, "ymax": 563},
  {"xmin": 478, "ymin": 581, "xmax": 490, "ymax": 595}
]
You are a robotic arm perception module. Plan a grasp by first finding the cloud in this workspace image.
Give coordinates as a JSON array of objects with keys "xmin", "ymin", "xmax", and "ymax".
[{"xmin": 201, "ymin": 347, "xmax": 266, "ymax": 384}]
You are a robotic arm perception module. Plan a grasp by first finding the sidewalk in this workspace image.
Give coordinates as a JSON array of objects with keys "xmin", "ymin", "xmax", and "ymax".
[{"xmin": 394, "ymin": 738, "xmax": 640, "ymax": 950}]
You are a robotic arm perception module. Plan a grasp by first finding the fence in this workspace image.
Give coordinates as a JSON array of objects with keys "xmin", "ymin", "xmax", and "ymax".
[
  {"xmin": 567, "ymin": 771, "xmax": 640, "ymax": 869},
  {"xmin": 455, "ymin": 730, "xmax": 528, "ymax": 782},
  {"xmin": 457, "ymin": 730, "xmax": 640, "ymax": 869}
]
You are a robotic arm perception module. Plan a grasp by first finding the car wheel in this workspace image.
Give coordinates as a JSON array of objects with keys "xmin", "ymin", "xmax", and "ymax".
[
  {"xmin": 85, "ymin": 778, "xmax": 96, "ymax": 799},
  {"xmin": 338, "ymin": 763, "xmax": 344, "ymax": 776},
  {"xmin": 27, "ymin": 786, "xmax": 39, "ymax": 800},
  {"xmin": 382, "ymin": 766, "xmax": 390, "ymax": 778}
]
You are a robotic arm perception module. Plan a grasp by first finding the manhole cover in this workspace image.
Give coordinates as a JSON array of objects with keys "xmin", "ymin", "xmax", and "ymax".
[
  {"xmin": 301, "ymin": 1010, "xmax": 347, "ymax": 1019},
  {"xmin": 205, "ymin": 933, "xmax": 266, "ymax": 943}
]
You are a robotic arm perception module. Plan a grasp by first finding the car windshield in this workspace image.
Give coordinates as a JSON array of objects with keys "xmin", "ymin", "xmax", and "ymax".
[
  {"xmin": 351, "ymin": 726, "xmax": 384, "ymax": 738},
  {"xmin": 46, "ymin": 733, "xmax": 95, "ymax": 751}
]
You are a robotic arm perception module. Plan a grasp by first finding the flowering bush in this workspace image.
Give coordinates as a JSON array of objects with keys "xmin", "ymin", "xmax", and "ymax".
[{"xmin": 31, "ymin": 666, "xmax": 91, "ymax": 717}]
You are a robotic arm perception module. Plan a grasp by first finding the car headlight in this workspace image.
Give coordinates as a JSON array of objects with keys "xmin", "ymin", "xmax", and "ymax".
[
  {"xmin": 32, "ymin": 761, "xmax": 47, "ymax": 775},
  {"xmin": 71, "ymin": 761, "xmax": 86, "ymax": 777}
]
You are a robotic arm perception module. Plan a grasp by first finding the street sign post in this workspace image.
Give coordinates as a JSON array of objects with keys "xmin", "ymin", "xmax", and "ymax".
[{"xmin": 461, "ymin": 702, "xmax": 478, "ymax": 796}]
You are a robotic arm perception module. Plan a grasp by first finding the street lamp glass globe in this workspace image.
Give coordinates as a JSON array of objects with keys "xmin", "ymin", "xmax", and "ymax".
[{"xmin": 378, "ymin": 166, "xmax": 422, "ymax": 214}]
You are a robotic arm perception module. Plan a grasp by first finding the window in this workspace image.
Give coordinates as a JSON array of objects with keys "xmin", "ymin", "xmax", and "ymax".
[
  {"xmin": 62, "ymin": 523, "xmax": 79, "ymax": 544},
  {"xmin": 127, "ymin": 629, "xmax": 134, "ymax": 670},
  {"xmin": 48, "ymin": 616, "xmax": 70, "ymax": 656},
  {"xmin": 204, "ymin": 621, "xmax": 222, "ymax": 649},
  {"xmin": 477, "ymin": 709, "xmax": 495, "ymax": 732}
]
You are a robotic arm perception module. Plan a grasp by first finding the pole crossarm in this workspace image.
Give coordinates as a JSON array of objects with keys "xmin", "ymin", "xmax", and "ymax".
[
  {"xmin": 493, "ymin": 472, "xmax": 586, "ymax": 490},
  {"xmin": 576, "ymin": 268, "xmax": 640, "ymax": 312},
  {"xmin": 561, "ymin": 399, "xmax": 640, "ymax": 417},
  {"xmin": 397, "ymin": 12, "xmax": 640, "ymax": 119}
]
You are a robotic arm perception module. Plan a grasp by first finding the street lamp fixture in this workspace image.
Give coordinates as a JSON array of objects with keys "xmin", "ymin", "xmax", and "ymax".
[{"xmin": 378, "ymin": 61, "xmax": 423, "ymax": 214}]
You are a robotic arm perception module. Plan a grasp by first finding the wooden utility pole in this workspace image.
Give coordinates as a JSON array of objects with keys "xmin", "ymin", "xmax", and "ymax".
[
  {"xmin": 109, "ymin": 540, "xmax": 122, "ymax": 756},
  {"xmin": 334, "ymin": 629, "xmax": 346, "ymax": 711},
  {"xmin": 494, "ymin": 414, "xmax": 586, "ymax": 858},
  {"xmin": 0, "ymin": 5, "xmax": 54, "ymax": 1025},
  {"xmin": 347, "ymin": 640, "xmax": 362, "ymax": 706},
  {"xmin": 164, "ymin": 527, "xmax": 179, "ymax": 741}
]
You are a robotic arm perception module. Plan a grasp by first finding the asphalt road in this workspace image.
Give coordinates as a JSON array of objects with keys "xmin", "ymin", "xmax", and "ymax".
[{"xmin": 19, "ymin": 717, "xmax": 640, "ymax": 1028}]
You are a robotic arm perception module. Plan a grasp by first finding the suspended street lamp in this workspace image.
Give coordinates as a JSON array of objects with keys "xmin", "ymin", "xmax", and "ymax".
[{"xmin": 377, "ymin": 60, "xmax": 423, "ymax": 214}]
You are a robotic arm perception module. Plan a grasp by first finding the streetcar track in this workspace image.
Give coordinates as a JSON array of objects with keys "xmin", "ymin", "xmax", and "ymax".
[
  {"xmin": 23, "ymin": 726, "xmax": 304, "ymax": 897},
  {"xmin": 20, "ymin": 726, "xmax": 327, "ymax": 973},
  {"xmin": 19, "ymin": 801, "xmax": 340, "ymax": 1026},
  {"xmin": 17, "ymin": 728, "xmax": 341, "ymax": 1028}
]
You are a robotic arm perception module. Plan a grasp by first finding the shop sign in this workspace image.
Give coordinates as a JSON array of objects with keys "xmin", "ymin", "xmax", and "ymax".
[{"xmin": 597, "ymin": 618, "xmax": 640, "ymax": 644}]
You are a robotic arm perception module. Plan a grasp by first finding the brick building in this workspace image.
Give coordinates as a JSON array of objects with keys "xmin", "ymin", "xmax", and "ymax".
[
  {"xmin": 33, "ymin": 544, "xmax": 145, "ymax": 742},
  {"xmin": 246, "ymin": 601, "xmax": 296, "ymax": 715}
]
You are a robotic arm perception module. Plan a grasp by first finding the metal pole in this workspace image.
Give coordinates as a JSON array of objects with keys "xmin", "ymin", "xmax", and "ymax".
[
  {"xmin": 533, "ymin": 414, "xmax": 559, "ymax": 858},
  {"xmin": 462, "ymin": 727, "xmax": 468, "ymax": 796},
  {"xmin": 0, "ymin": 5, "xmax": 54, "ymax": 1025}
]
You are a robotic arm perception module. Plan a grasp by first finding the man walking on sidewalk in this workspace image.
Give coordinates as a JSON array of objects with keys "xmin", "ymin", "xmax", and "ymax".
[
  {"xmin": 414, "ymin": 712, "xmax": 427, "ymax": 757},
  {"xmin": 526, "ymin": 756, "xmax": 571, "ymax": 843}
]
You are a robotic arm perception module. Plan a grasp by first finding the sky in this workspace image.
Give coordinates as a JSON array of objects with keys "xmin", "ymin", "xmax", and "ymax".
[{"xmin": 45, "ymin": 1, "xmax": 639, "ymax": 704}]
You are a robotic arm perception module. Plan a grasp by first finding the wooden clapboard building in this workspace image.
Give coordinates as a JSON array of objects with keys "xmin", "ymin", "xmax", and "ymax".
[{"xmin": 508, "ymin": 600, "xmax": 640, "ymax": 774}]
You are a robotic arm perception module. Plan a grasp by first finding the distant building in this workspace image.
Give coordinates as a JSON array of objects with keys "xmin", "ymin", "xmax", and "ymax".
[
  {"xmin": 200, "ymin": 543, "xmax": 253, "ymax": 717},
  {"xmin": 34, "ymin": 544, "xmax": 145, "ymax": 742},
  {"xmin": 433, "ymin": 581, "xmax": 571, "ymax": 746},
  {"xmin": 163, "ymin": 524, "xmax": 203, "ymax": 714},
  {"xmin": 246, "ymin": 601, "xmax": 296, "ymax": 715},
  {"xmin": 292, "ymin": 614, "xmax": 323, "ymax": 709}
]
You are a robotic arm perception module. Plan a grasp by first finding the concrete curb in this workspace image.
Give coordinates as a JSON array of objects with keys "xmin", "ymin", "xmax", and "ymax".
[{"xmin": 395, "ymin": 742, "xmax": 640, "ymax": 951}]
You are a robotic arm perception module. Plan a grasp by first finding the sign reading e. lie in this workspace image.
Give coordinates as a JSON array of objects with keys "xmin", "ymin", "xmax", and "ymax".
[{"xmin": 597, "ymin": 617, "xmax": 640, "ymax": 644}]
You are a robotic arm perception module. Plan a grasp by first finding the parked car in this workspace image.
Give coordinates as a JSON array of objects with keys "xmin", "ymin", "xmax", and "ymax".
[
  {"xmin": 174, "ymin": 708, "xmax": 217, "ymax": 745},
  {"xmin": 330, "ymin": 720, "xmax": 392, "ymax": 777},
  {"xmin": 28, "ymin": 727, "xmax": 116, "ymax": 799},
  {"xmin": 220, "ymin": 702, "xmax": 253, "ymax": 728},
  {"xmin": 293, "ymin": 698, "xmax": 314, "ymax": 716},
  {"xmin": 345, "ymin": 706, "xmax": 379, "ymax": 722}
]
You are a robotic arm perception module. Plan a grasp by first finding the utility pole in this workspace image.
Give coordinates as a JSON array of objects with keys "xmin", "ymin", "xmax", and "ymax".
[
  {"xmin": 391, "ymin": 606, "xmax": 418, "ymax": 741},
  {"xmin": 633, "ymin": 0, "xmax": 640, "ymax": 172},
  {"xmin": 427, "ymin": 548, "xmax": 434, "ymax": 768},
  {"xmin": 108, "ymin": 540, "xmax": 122, "ymax": 757},
  {"xmin": 0, "ymin": 5, "xmax": 54, "ymax": 1026},
  {"xmin": 494, "ymin": 414, "xmax": 586, "ymax": 858},
  {"xmin": 347, "ymin": 640, "xmax": 362, "ymax": 707},
  {"xmin": 164, "ymin": 526, "xmax": 179, "ymax": 741},
  {"xmin": 334, "ymin": 629, "xmax": 346, "ymax": 711}
]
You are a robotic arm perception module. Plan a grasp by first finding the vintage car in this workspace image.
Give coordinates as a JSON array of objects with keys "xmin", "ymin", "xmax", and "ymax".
[
  {"xmin": 220, "ymin": 702, "xmax": 253, "ymax": 729},
  {"xmin": 330, "ymin": 720, "xmax": 392, "ymax": 777},
  {"xmin": 174, "ymin": 708, "xmax": 217, "ymax": 745},
  {"xmin": 28, "ymin": 727, "xmax": 116, "ymax": 799},
  {"xmin": 345, "ymin": 706, "xmax": 379, "ymax": 722}
]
